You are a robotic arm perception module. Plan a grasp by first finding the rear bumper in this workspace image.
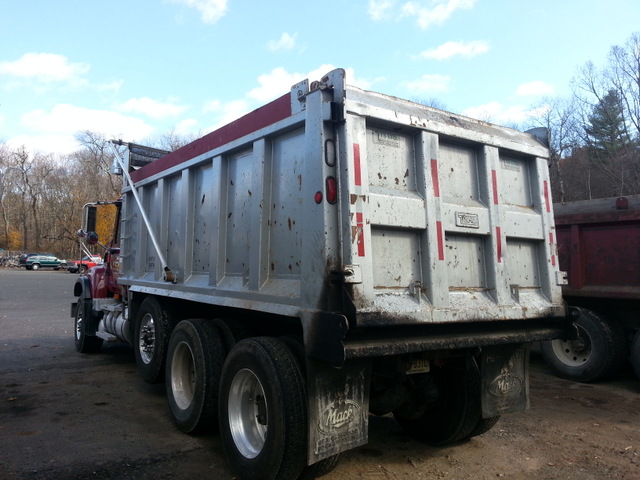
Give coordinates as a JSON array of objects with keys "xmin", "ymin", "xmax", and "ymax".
[{"xmin": 305, "ymin": 312, "xmax": 574, "ymax": 367}]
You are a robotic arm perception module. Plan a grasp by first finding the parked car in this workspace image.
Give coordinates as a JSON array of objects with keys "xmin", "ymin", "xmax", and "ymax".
[
  {"xmin": 19, "ymin": 253, "xmax": 68, "ymax": 271},
  {"xmin": 67, "ymin": 255, "xmax": 103, "ymax": 274}
]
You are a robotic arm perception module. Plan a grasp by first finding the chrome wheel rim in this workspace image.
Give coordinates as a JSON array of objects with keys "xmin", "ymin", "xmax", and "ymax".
[
  {"xmin": 75, "ymin": 309, "xmax": 83, "ymax": 341},
  {"xmin": 170, "ymin": 341, "xmax": 196, "ymax": 410},
  {"xmin": 549, "ymin": 326, "xmax": 591, "ymax": 367},
  {"xmin": 138, "ymin": 313, "xmax": 156, "ymax": 364},
  {"xmin": 228, "ymin": 368, "xmax": 268, "ymax": 459}
]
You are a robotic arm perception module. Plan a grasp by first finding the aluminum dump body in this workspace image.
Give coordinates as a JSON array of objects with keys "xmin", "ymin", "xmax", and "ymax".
[{"xmin": 118, "ymin": 69, "xmax": 565, "ymax": 336}]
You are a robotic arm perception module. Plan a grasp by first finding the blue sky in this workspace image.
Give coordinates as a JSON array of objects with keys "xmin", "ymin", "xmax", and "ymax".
[{"xmin": 1, "ymin": 0, "xmax": 639, "ymax": 155}]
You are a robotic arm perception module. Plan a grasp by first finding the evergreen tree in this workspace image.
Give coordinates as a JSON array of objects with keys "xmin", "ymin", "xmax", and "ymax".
[{"xmin": 583, "ymin": 89, "xmax": 631, "ymax": 158}]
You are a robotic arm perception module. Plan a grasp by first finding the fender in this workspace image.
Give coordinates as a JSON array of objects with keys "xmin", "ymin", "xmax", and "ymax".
[{"xmin": 86, "ymin": 264, "xmax": 110, "ymax": 299}]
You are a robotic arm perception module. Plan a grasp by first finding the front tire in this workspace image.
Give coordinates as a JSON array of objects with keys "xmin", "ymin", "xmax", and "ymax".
[
  {"xmin": 219, "ymin": 337, "xmax": 307, "ymax": 480},
  {"xmin": 166, "ymin": 319, "xmax": 226, "ymax": 433},
  {"xmin": 134, "ymin": 296, "xmax": 176, "ymax": 383},
  {"xmin": 540, "ymin": 308, "xmax": 627, "ymax": 382},
  {"xmin": 74, "ymin": 302, "xmax": 103, "ymax": 353}
]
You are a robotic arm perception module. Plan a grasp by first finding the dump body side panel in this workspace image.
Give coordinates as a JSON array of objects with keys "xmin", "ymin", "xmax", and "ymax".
[{"xmin": 118, "ymin": 78, "xmax": 341, "ymax": 319}]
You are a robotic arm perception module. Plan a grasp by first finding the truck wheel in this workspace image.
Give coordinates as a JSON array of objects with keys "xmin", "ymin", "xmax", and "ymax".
[
  {"xmin": 540, "ymin": 308, "xmax": 627, "ymax": 382},
  {"xmin": 74, "ymin": 302, "xmax": 103, "ymax": 354},
  {"xmin": 166, "ymin": 319, "xmax": 226, "ymax": 433},
  {"xmin": 631, "ymin": 331, "xmax": 640, "ymax": 380},
  {"xmin": 134, "ymin": 296, "xmax": 175, "ymax": 384},
  {"xmin": 219, "ymin": 337, "xmax": 307, "ymax": 480},
  {"xmin": 393, "ymin": 357, "xmax": 481, "ymax": 445},
  {"xmin": 467, "ymin": 415, "xmax": 500, "ymax": 439},
  {"xmin": 79, "ymin": 265, "xmax": 88, "ymax": 274},
  {"xmin": 298, "ymin": 454, "xmax": 341, "ymax": 480}
]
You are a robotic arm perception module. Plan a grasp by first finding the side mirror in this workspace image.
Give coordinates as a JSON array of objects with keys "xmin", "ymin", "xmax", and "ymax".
[
  {"xmin": 86, "ymin": 232, "xmax": 99, "ymax": 245},
  {"xmin": 85, "ymin": 206, "xmax": 97, "ymax": 234}
]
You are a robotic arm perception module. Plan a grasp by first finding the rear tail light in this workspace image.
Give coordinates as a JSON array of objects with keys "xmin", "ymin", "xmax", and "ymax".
[{"xmin": 326, "ymin": 176, "xmax": 337, "ymax": 204}]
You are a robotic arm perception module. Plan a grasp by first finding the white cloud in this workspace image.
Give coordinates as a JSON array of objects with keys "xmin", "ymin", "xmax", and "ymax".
[
  {"xmin": 370, "ymin": 0, "xmax": 476, "ymax": 29},
  {"xmin": 267, "ymin": 32, "xmax": 298, "ymax": 52},
  {"xmin": 169, "ymin": 0, "xmax": 228, "ymax": 24},
  {"xmin": 199, "ymin": 66, "xmax": 374, "ymax": 135},
  {"xmin": 21, "ymin": 104, "xmax": 155, "ymax": 143},
  {"xmin": 0, "ymin": 53, "xmax": 90, "ymax": 83},
  {"xmin": 246, "ymin": 65, "xmax": 372, "ymax": 104},
  {"xmin": 117, "ymin": 97, "xmax": 188, "ymax": 119},
  {"xmin": 462, "ymin": 102, "xmax": 535, "ymax": 125},
  {"xmin": 203, "ymin": 98, "xmax": 251, "ymax": 130},
  {"xmin": 403, "ymin": 0, "xmax": 476, "ymax": 29},
  {"xmin": 516, "ymin": 81, "xmax": 554, "ymax": 97},
  {"xmin": 402, "ymin": 74, "xmax": 451, "ymax": 93},
  {"xmin": 175, "ymin": 118, "xmax": 199, "ymax": 134},
  {"xmin": 6, "ymin": 134, "xmax": 81, "ymax": 156},
  {"xmin": 247, "ymin": 67, "xmax": 302, "ymax": 103},
  {"xmin": 416, "ymin": 40, "xmax": 489, "ymax": 60},
  {"xmin": 368, "ymin": 0, "xmax": 395, "ymax": 20}
]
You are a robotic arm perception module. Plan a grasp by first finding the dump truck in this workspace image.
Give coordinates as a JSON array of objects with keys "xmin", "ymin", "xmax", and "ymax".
[
  {"xmin": 541, "ymin": 195, "xmax": 640, "ymax": 382},
  {"xmin": 71, "ymin": 68, "xmax": 571, "ymax": 480}
]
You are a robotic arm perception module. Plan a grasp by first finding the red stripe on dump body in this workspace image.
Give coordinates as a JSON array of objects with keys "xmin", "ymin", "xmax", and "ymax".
[
  {"xmin": 353, "ymin": 144, "xmax": 362, "ymax": 186},
  {"xmin": 356, "ymin": 212, "xmax": 365, "ymax": 257},
  {"xmin": 431, "ymin": 159, "xmax": 440, "ymax": 197},
  {"xmin": 436, "ymin": 221, "xmax": 444, "ymax": 260},
  {"xmin": 131, "ymin": 93, "xmax": 292, "ymax": 183},
  {"xmin": 543, "ymin": 180, "xmax": 551, "ymax": 212}
]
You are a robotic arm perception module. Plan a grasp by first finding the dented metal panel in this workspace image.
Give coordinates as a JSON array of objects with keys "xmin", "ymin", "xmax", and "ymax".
[{"xmin": 342, "ymin": 86, "xmax": 565, "ymax": 326}]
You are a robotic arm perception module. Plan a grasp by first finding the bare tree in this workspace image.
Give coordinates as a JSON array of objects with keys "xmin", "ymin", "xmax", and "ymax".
[
  {"xmin": 527, "ymin": 96, "xmax": 582, "ymax": 202},
  {"xmin": 535, "ymin": 31, "xmax": 640, "ymax": 201},
  {"xmin": 607, "ymin": 32, "xmax": 640, "ymax": 141},
  {"xmin": 144, "ymin": 128, "xmax": 200, "ymax": 152}
]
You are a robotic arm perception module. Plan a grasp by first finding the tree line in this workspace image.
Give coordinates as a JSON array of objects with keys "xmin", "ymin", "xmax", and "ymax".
[
  {"xmin": 531, "ymin": 32, "xmax": 640, "ymax": 202},
  {"xmin": 0, "ymin": 131, "xmax": 193, "ymax": 257},
  {"xmin": 1, "ymin": 32, "xmax": 638, "ymax": 256}
]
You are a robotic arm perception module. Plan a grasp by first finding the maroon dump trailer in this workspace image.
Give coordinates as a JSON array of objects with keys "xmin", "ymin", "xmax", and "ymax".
[{"xmin": 541, "ymin": 195, "xmax": 640, "ymax": 381}]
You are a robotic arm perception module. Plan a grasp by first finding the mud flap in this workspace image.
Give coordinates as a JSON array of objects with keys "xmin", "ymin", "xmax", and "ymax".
[
  {"xmin": 480, "ymin": 345, "xmax": 530, "ymax": 418},
  {"xmin": 306, "ymin": 358, "xmax": 371, "ymax": 465}
]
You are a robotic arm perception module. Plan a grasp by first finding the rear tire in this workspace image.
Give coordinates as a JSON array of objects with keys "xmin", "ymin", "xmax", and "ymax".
[
  {"xmin": 467, "ymin": 415, "xmax": 500, "ymax": 439},
  {"xmin": 134, "ymin": 296, "xmax": 176, "ymax": 383},
  {"xmin": 631, "ymin": 330, "xmax": 640, "ymax": 381},
  {"xmin": 74, "ymin": 302, "xmax": 103, "ymax": 354},
  {"xmin": 393, "ymin": 357, "xmax": 483, "ymax": 445},
  {"xmin": 31, "ymin": 263, "xmax": 40, "ymax": 271},
  {"xmin": 219, "ymin": 337, "xmax": 307, "ymax": 480},
  {"xmin": 298, "ymin": 454, "xmax": 341, "ymax": 480},
  {"xmin": 540, "ymin": 308, "xmax": 627, "ymax": 382},
  {"xmin": 166, "ymin": 319, "xmax": 226, "ymax": 433}
]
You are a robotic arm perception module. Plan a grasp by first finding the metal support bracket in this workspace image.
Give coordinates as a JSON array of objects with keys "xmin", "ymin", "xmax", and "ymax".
[{"xmin": 110, "ymin": 142, "xmax": 176, "ymax": 284}]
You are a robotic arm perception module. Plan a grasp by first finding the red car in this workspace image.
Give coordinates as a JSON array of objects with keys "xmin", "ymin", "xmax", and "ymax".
[{"xmin": 67, "ymin": 255, "xmax": 103, "ymax": 274}]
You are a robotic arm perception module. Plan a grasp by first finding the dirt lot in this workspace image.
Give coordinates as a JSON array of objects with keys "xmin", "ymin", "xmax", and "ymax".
[{"xmin": 1, "ymin": 269, "xmax": 639, "ymax": 480}]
